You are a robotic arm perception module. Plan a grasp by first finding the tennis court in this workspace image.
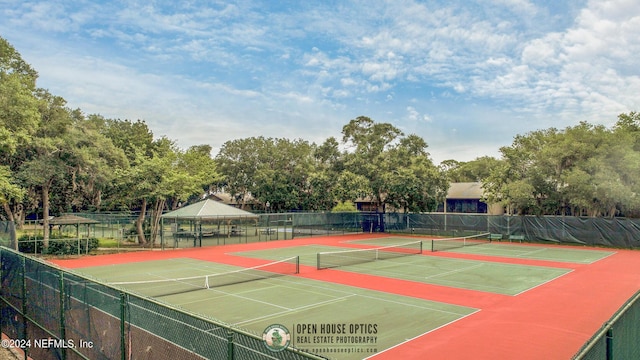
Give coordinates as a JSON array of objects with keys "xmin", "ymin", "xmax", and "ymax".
[
  {"xmin": 231, "ymin": 241, "xmax": 571, "ymax": 296},
  {"xmin": 45, "ymin": 232, "xmax": 640, "ymax": 360},
  {"xmin": 74, "ymin": 256, "xmax": 477, "ymax": 359},
  {"xmin": 345, "ymin": 234, "xmax": 615, "ymax": 264},
  {"xmin": 431, "ymin": 242, "xmax": 615, "ymax": 263}
]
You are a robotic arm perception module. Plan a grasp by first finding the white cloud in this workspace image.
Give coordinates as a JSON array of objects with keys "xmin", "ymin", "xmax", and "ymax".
[
  {"xmin": 2, "ymin": 0, "xmax": 639, "ymax": 163},
  {"xmin": 406, "ymin": 107, "xmax": 433, "ymax": 123}
]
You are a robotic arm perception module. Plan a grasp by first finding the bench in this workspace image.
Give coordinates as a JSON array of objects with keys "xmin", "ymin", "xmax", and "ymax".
[
  {"xmin": 260, "ymin": 228, "xmax": 276, "ymax": 235},
  {"xmin": 201, "ymin": 230, "xmax": 220, "ymax": 237},
  {"xmin": 173, "ymin": 231, "xmax": 197, "ymax": 248},
  {"xmin": 230, "ymin": 229, "xmax": 245, "ymax": 236},
  {"xmin": 489, "ymin": 233, "xmax": 503, "ymax": 242},
  {"xmin": 509, "ymin": 234, "xmax": 525, "ymax": 243}
]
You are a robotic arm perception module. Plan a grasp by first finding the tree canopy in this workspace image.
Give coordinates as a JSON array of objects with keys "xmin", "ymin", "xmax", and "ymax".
[{"xmin": 481, "ymin": 118, "xmax": 640, "ymax": 217}]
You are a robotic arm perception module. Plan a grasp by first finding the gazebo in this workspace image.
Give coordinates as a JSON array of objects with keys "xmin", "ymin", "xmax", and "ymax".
[
  {"xmin": 160, "ymin": 199, "xmax": 259, "ymax": 248},
  {"xmin": 46, "ymin": 214, "xmax": 99, "ymax": 238}
]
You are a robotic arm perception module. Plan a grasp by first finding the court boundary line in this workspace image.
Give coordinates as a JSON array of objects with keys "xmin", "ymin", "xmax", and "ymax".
[
  {"xmin": 512, "ymin": 269, "xmax": 575, "ymax": 296},
  {"xmin": 234, "ymin": 245, "xmax": 574, "ymax": 296},
  {"xmin": 449, "ymin": 243, "xmax": 617, "ymax": 264},
  {"xmin": 313, "ymin": 254, "xmax": 572, "ymax": 296},
  {"xmin": 234, "ymin": 294, "xmax": 357, "ymax": 327},
  {"xmin": 261, "ymin": 273, "xmax": 476, "ymax": 316},
  {"xmin": 364, "ymin": 308, "xmax": 482, "ymax": 359}
]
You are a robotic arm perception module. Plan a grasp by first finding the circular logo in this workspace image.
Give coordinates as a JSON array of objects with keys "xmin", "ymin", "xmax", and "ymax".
[{"xmin": 262, "ymin": 324, "xmax": 291, "ymax": 352}]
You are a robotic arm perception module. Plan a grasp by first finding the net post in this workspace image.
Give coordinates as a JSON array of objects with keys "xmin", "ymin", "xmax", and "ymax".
[
  {"xmin": 295, "ymin": 256, "xmax": 300, "ymax": 274},
  {"xmin": 431, "ymin": 239, "xmax": 435, "ymax": 252},
  {"xmin": 420, "ymin": 240, "xmax": 423, "ymax": 254},
  {"xmin": 317, "ymin": 252, "xmax": 321, "ymax": 270}
]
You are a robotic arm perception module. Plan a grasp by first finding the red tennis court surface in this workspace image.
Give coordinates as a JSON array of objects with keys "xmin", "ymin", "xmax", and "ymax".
[{"xmin": 52, "ymin": 234, "xmax": 640, "ymax": 360}]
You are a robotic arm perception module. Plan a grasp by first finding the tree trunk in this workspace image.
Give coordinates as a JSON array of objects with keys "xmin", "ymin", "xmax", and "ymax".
[
  {"xmin": 149, "ymin": 198, "xmax": 165, "ymax": 247},
  {"xmin": 3, "ymin": 203, "xmax": 15, "ymax": 222},
  {"xmin": 3, "ymin": 204, "xmax": 18, "ymax": 250},
  {"xmin": 136, "ymin": 198, "xmax": 147, "ymax": 245},
  {"xmin": 240, "ymin": 191, "xmax": 247, "ymax": 210},
  {"xmin": 15, "ymin": 204, "xmax": 25, "ymax": 230},
  {"xmin": 94, "ymin": 189, "xmax": 102, "ymax": 210}
]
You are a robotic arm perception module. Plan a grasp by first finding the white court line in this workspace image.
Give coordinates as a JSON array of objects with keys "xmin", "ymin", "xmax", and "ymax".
[
  {"xmin": 354, "ymin": 293, "xmax": 475, "ymax": 317},
  {"xmin": 424, "ymin": 263, "xmax": 485, "ymax": 279},
  {"xmin": 515, "ymin": 248, "xmax": 549, "ymax": 257},
  {"xmin": 175, "ymin": 284, "xmax": 294, "ymax": 310},
  {"xmin": 470, "ymin": 244, "xmax": 617, "ymax": 263},
  {"xmin": 512, "ymin": 269, "xmax": 575, "ymax": 296},
  {"xmin": 253, "ymin": 272, "xmax": 474, "ymax": 315},
  {"xmin": 364, "ymin": 308, "xmax": 482, "ymax": 359},
  {"xmin": 584, "ymin": 250, "xmax": 617, "ymax": 264},
  {"xmin": 234, "ymin": 294, "xmax": 357, "ymax": 327},
  {"xmin": 335, "ymin": 255, "xmax": 569, "ymax": 295}
]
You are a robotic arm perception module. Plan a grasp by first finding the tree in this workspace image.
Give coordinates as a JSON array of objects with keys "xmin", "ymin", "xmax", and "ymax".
[
  {"xmin": 0, "ymin": 37, "xmax": 40, "ymax": 225},
  {"xmin": 62, "ymin": 113, "xmax": 128, "ymax": 211},
  {"xmin": 484, "ymin": 117, "xmax": 640, "ymax": 217},
  {"xmin": 216, "ymin": 137, "xmax": 270, "ymax": 209},
  {"xmin": 251, "ymin": 138, "xmax": 315, "ymax": 211},
  {"xmin": 341, "ymin": 116, "xmax": 403, "ymax": 212},
  {"xmin": 334, "ymin": 171, "xmax": 370, "ymax": 203},
  {"xmin": 382, "ymin": 135, "xmax": 448, "ymax": 212},
  {"xmin": 442, "ymin": 156, "xmax": 501, "ymax": 183},
  {"xmin": 0, "ymin": 165, "xmax": 24, "ymax": 226},
  {"xmin": 17, "ymin": 90, "xmax": 77, "ymax": 247},
  {"xmin": 340, "ymin": 118, "xmax": 446, "ymax": 213}
]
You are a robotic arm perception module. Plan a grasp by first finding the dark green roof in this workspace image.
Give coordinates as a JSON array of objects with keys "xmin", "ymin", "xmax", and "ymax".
[{"xmin": 47, "ymin": 215, "xmax": 99, "ymax": 225}]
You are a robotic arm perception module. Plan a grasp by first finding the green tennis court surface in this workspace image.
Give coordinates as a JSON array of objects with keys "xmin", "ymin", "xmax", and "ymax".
[
  {"xmin": 75, "ymin": 257, "xmax": 477, "ymax": 360},
  {"xmin": 347, "ymin": 237, "xmax": 615, "ymax": 264},
  {"xmin": 432, "ymin": 242, "xmax": 615, "ymax": 263},
  {"xmin": 232, "ymin": 244, "xmax": 571, "ymax": 295}
]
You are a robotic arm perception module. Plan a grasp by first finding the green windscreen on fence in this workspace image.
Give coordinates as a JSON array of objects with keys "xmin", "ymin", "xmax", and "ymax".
[
  {"xmin": 573, "ymin": 290, "xmax": 640, "ymax": 360},
  {"xmin": 0, "ymin": 247, "xmax": 325, "ymax": 360}
]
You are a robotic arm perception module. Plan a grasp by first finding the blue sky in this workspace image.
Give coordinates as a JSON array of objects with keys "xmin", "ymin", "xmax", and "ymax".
[{"xmin": 2, "ymin": 0, "xmax": 639, "ymax": 163}]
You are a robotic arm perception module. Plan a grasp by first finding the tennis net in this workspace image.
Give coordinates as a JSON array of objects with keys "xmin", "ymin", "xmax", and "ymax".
[
  {"xmin": 430, "ymin": 233, "xmax": 491, "ymax": 252},
  {"xmin": 317, "ymin": 241, "xmax": 423, "ymax": 270},
  {"xmin": 109, "ymin": 256, "xmax": 299, "ymax": 297}
]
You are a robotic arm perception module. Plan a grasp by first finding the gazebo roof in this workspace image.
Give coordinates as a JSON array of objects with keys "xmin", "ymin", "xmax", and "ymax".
[
  {"xmin": 161, "ymin": 199, "xmax": 258, "ymax": 220},
  {"xmin": 48, "ymin": 214, "xmax": 100, "ymax": 225}
]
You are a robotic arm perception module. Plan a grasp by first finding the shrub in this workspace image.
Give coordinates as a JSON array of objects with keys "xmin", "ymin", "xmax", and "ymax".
[
  {"xmin": 18, "ymin": 234, "xmax": 100, "ymax": 255},
  {"xmin": 331, "ymin": 201, "xmax": 358, "ymax": 212}
]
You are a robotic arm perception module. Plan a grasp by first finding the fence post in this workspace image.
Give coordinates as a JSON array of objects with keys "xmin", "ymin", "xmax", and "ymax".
[
  {"xmin": 59, "ymin": 271, "xmax": 67, "ymax": 360},
  {"xmin": 120, "ymin": 292, "xmax": 127, "ymax": 360},
  {"xmin": 227, "ymin": 329, "xmax": 234, "ymax": 359},
  {"xmin": 21, "ymin": 255, "xmax": 29, "ymax": 360},
  {"xmin": 606, "ymin": 328, "xmax": 613, "ymax": 360}
]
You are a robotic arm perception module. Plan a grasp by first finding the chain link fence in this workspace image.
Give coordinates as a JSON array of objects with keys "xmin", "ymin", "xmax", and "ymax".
[
  {"xmin": 0, "ymin": 247, "xmax": 325, "ymax": 360},
  {"xmin": 572, "ymin": 290, "xmax": 640, "ymax": 360},
  {"xmin": 386, "ymin": 213, "xmax": 640, "ymax": 248}
]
